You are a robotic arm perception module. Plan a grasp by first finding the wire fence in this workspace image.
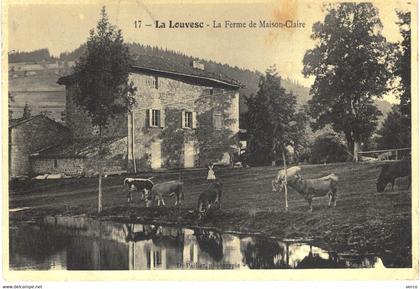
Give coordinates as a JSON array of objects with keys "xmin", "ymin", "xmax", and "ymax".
[{"xmin": 357, "ymin": 147, "xmax": 411, "ymax": 161}]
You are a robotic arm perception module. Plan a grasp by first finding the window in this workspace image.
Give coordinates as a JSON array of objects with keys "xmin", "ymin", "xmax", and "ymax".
[
  {"xmin": 154, "ymin": 76, "xmax": 159, "ymax": 89},
  {"xmin": 182, "ymin": 111, "xmax": 196, "ymax": 129},
  {"xmin": 185, "ymin": 111, "xmax": 192, "ymax": 128},
  {"xmin": 213, "ymin": 112, "xmax": 223, "ymax": 130},
  {"xmin": 148, "ymin": 109, "xmax": 165, "ymax": 128},
  {"xmin": 152, "ymin": 109, "xmax": 160, "ymax": 127},
  {"xmin": 154, "ymin": 250, "xmax": 162, "ymax": 267},
  {"xmin": 146, "ymin": 76, "xmax": 159, "ymax": 89},
  {"xmin": 203, "ymin": 88, "xmax": 213, "ymax": 95}
]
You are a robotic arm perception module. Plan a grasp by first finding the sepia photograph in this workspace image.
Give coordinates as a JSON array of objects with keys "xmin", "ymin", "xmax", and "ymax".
[{"xmin": 2, "ymin": 0, "xmax": 418, "ymax": 281}]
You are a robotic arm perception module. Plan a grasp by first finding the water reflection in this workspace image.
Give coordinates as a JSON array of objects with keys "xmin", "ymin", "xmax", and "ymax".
[{"xmin": 10, "ymin": 217, "xmax": 386, "ymax": 270}]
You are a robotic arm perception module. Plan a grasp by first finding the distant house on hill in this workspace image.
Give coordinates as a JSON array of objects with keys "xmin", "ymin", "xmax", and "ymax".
[
  {"xmin": 35, "ymin": 55, "xmax": 241, "ymax": 174},
  {"xmin": 9, "ymin": 115, "xmax": 70, "ymax": 178}
]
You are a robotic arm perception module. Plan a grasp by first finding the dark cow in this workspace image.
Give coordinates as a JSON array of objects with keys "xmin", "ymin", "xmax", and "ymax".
[
  {"xmin": 123, "ymin": 177, "xmax": 154, "ymax": 202},
  {"xmin": 197, "ymin": 182, "xmax": 222, "ymax": 219},
  {"xmin": 376, "ymin": 161, "xmax": 411, "ymax": 192}
]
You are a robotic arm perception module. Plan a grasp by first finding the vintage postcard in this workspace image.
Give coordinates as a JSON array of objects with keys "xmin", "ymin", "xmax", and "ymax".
[{"xmin": 2, "ymin": 0, "xmax": 418, "ymax": 282}]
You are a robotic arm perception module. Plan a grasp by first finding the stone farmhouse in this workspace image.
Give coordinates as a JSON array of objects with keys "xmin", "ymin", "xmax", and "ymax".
[
  {"xmin": 29, "ymin": 55, "xmax": 241, "ymax": 176},
  {"xmin": 9, "ymin": 115, "xmax": 69, "ymax": 178}
]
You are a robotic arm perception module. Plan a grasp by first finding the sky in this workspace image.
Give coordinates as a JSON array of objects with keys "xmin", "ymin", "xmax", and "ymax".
[{"xmin": 7, "ymin": 0, "xmax": 412, "ymax": 100}]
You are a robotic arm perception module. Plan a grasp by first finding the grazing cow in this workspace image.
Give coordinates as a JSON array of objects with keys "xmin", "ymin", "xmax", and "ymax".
[
  {"xmin": 148, "ymin": 180, "xmax": 184, "ymax": 207},
  {"xmin": 287, "ymin": 174, "xmax": 338, "ymax": 212},
  {"xmin": 272, "ymin": 166, "xmax": 301, "ymax": 192},
  {"xmin": 378, "ymin": 151, "xmax": 393, "ymax": 161},
  {"xmin": 123, "ymin": 177, "xmax": 154, "ymax": 203},
  {"xmin": 376, "ymin": 161, "xmax": 411, "ymax": 192},
  {"xmin": 197, "ymin": 182, "xmax": 223, "ymax": 220}
]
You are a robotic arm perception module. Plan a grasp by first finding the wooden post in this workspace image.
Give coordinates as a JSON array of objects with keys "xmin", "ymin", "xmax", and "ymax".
[
  {"xmin": 396, "ymin": 149, "xmax": 399, "ymax": 160},
  {"xmin": 132, "ymin": 111, "xmax": 137, "ymax": 173},
  {"xmin": 98, "ymin": 126, "xmax": 103, "ymax": 214},
  {"xmin": 282, "ymin": 149, "xmax": 288, "ymax": 212}
]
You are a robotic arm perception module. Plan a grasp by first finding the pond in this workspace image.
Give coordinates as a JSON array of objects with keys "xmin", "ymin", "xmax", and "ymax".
[{"xmin": 9, "ymin": 216, "xmax": 385, "ymax": 270}]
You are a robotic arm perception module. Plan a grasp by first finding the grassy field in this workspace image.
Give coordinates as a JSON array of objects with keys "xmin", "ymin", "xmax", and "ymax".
[{"xmin": 9, "ymin": 162, "xmax": 412, "ymax": 267}]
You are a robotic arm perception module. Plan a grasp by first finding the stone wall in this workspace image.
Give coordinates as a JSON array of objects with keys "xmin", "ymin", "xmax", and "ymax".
[
  {"xmin": 31, "ymin": 158, "xmax": 85, "ymax": 176},
  {"xmin": 127, "ymin": 73, "xmax": 239, "ymax": 171},
  {"xmin": 9, "ymin": 116, "xmax": 70, "ymax": 177},
  {"xmin": 63, "ymin": 72, "xmax": 239, "ymax": 172},
  {"xmin": 31, "ymin": 137, "xmax": 128, "ymax": 176}
]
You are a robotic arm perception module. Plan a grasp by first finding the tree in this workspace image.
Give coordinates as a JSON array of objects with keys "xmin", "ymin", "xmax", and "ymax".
[
  {"xmin": 393, "ymin": 11, "xmax": 411, "ymax": 139},
  {"xmin": 73, "ymin": 7, "xmax": 136, "ymax": 213},
  {"xmin": 302, "ymin": 3, "xmax": 391, "ymax": 161},
  {"xmin": 22, "ymin": 102, "xmax": 31, "ymax": 119},
  {"xmin": 289, "ymin": 105, "xmax": 310, "ymax": 162},
  {"xmin": 245, "ymin": 66, "xmax": 297, "ymax": 166},
  {"xmin": 376, "ymin": 105, "xmax": 410, "ymax": 150},
  {"xmin": 311, "ymin": 133, "xmax": 348, "ymax": 164}
]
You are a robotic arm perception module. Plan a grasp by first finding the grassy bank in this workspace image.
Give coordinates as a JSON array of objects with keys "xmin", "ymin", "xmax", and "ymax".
[{"xmin": 9, "ymin": 162, "xmax": 412, "ymax": 267}]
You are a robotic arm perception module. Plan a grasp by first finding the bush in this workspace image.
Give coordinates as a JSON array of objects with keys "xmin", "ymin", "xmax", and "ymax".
[{"xmin": 310, "ymin": 133, "xmax": 348, "ymax": 164}]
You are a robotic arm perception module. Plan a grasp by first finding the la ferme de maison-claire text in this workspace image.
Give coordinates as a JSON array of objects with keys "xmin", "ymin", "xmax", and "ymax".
[{"xmin": 148, "ymin": 20, "xmax": 305, "ymax": 29}]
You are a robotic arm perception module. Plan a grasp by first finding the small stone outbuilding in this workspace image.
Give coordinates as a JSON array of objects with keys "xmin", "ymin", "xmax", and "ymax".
[{"xmin": 9, "ymin": 115, "xmax": 70, "ymax": 178}]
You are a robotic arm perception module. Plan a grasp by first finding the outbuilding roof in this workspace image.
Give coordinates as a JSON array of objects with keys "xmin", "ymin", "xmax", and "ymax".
[
  {"xmin": 58, "ymin": 54, "xmax": 242, "ymax": 89},
  {"xmin": 9, "ymin": 114, "xmax": 66, "ymax": 129},
  {"xmin": 30, "ymin": 136, "xmax": 125, "ymax": 159}
]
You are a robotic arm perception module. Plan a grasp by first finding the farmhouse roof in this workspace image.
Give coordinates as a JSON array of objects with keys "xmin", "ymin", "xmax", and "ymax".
[
  {"xmin": 9, "ymin": 114, "xmax": 66, "ymax": 129},
  {"xmin": 31, "ymin": 136, "xmax": 125, "ymax": 159},
  {"xmin": 57, "ymin": 54, "xmax": 242, "ymax": 89}
]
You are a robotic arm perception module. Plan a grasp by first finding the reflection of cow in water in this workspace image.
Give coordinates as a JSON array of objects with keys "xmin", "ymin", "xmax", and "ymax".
[
  {"xmin": 123, "ymin": 224, "xmax": 158, "ymax": 242},
  {"xmin": 123, "ymin": 224, "xmax": 184, "ymax": 246},
  {"xmin": 152, "ymin": 226, "xmax": 184, "ymax": 249},
  {"xmin": 295, "ymin": 246, "xmax": 345, "ymax": 269},
  {"xmin": 194, "ymin": 229, "xmax": 223, "ymax": 262}
]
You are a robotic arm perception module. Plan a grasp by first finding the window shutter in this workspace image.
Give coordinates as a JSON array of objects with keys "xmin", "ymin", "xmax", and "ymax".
[
  {"xmin": 181, "ymin": 110, "xmax": 185, "ymax": 128},
  {"xmin": 148, "ymin": 109, "xmax": 153, "ymax": 127},
  {"xmin": 192, "ymin": 111, "xmax": 197, "ymax": 129},
  {"xmin": 160, "ymin": 109, "xmax": 165, "ymax": 128}
]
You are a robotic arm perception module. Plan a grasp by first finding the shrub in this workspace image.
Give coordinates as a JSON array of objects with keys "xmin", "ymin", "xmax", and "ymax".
[{"xmin": 310, "ymin": 133, "xmax": 348, "ymax": 164}]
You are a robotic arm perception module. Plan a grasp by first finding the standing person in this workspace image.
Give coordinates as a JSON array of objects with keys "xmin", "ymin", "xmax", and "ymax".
[{"xmin": 207, "ymin": 162, "xmax": 216, "ymax": 183}]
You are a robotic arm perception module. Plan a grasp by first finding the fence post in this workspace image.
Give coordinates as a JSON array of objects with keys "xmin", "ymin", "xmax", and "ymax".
[{"xmin": 282, "ymin": 150, "xmax": 288, "ymax": 212}]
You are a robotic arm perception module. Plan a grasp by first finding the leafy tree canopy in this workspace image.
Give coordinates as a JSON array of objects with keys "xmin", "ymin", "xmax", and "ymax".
[
  {"xmin": 376, "ymin": 105, "xmax": 411, "ymax": 149},
  {"xmin": 303, "ymin": 3, "xmax": 391, "ymax": 158},
  {"xmin": 245, "ymin": 66, "xmax": 300, "ymax": 165},
  {"xmin": 394, "ymin": 11, "xmax": 411, "ymax": 126},
  {"xmin": 73, "ymin": 6, "xmax": 136, "ymax": 130}
]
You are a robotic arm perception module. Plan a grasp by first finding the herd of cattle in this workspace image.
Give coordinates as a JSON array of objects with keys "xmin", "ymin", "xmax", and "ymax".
[{"xmin": 123, "ymin": 161, "xmax": 411, "ymax": 218}]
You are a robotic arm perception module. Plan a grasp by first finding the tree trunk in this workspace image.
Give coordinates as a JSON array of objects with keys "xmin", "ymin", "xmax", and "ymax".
[
  {"xmin": 353, "ymin": 141, "xmax": 360, "ymax": 162},
  {"xmin": 271, "ymin": 124, "xmax": 278, "ymax": 166},
  {"xmin": 344, "ymin": 131, "xmax": 357, "ymax": 161},
  {"xmin": 282, "ymin": 149, "xmax": 288, "ymax": 212},
  {"xmin": 98, "ymin": 126, "xmax": 103, "ymax": 214}
]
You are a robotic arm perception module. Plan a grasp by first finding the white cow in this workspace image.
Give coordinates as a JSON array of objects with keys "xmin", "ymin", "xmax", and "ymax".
[{"xmin": 272, "ymin": 166, "xmax": 301, "ymax": 192}]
